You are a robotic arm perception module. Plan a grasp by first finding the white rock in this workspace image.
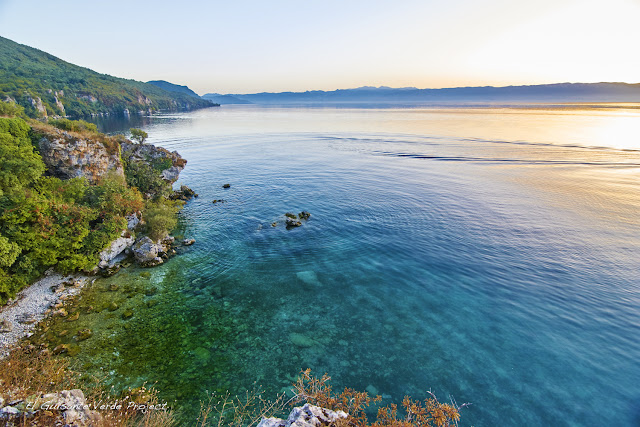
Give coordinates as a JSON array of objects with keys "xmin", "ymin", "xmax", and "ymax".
[
  {"xmin": 258, "ymin": 404, "xmax": 348, "ymax": 427},
  {"xmin": 99, "ymin": 233, "xmax": 135, "ymax": 265}
]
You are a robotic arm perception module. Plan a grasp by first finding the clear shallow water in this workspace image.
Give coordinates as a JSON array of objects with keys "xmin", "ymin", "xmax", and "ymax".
[{"xmin": 48, "ymin": 105, "xmax": 640, "ymax": 425}]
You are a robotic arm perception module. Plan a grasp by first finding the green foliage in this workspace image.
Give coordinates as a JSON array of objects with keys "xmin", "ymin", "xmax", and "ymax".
[
  {"xmin": 123, "ymin": 158, "xmax": 171, "ymax": 198},
  {"xmin": 0, "ymin": 117, "xmax": 46, "ymax": 196},
  {"xmin": 0, "ymin": 119, "xmax": 147, "ymax": 303},
  {"xmin": 0, "ymin": 235, "xmax": 20, "ymax": 268},
  {"xmin": 130, "ymin": 128, "xmax": 148, "ymax": 144},
  {"xmin": 0, "ymin": 115, "xmax": 183, "ymax": 304},
  {"xmin": 144, "ymin": 200, "xmax": 182, "ymax": 241},
  {"xmin": 0, "ymin": 36, "xmax": 213, "ymax": 119},
  {"xmin": 0, "ymin": 100, "xmax": 26, "ymax": 118},
  {"xmin": 151, "ymin": 157, "xmax": 173, "ymax": 173},
  {"xmin": 48, "ymin": 118, "xmax": 98, "ymax": 134}
]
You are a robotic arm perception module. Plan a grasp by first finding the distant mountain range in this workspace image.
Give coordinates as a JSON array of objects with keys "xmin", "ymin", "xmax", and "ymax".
[
  {"xmin": 0, "ymin": 36, "xmax": 214, "ymax": 119},
  {"xmin": 201, "ymin": 93, "xmax": 252, "ymax": 104},
  {"xmin": 213, "ymin": 83, "xmax": 640, "ymax": 105}
]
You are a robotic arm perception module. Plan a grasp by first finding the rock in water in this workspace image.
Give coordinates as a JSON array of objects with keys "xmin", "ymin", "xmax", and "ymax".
[
  {"xmin": 288, "ymin": 332, "xmax": 316, "ymax": 348},
  {"xmin": 285, "ymin": 217, "xmax": 302, "ymax": 227},
  {"xmin": 132, "ymin": 236, "xmax": 165, "ymax": 267},
  {"xmin": 298, "ymin": 211, "xmax": 311, "ymax": 220},
  {"xmin": 296, "ymin": 270, "xmax": 322, "ymax": 287}
]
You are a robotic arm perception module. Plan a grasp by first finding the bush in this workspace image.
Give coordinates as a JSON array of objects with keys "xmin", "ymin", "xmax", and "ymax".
[
  {"xmin": 0, "ymin": 100, "xmax": 26, "ymax": 118},
  {"xmin": 291, "ymin": 369, "xmax": 465, "ymax": 427},
  {"xmin": 197, "ymin": 370, "xmax": 466, "ymax": 427},
  {"xmin": 144, "ymin": 200, "xmax": 182, "ymax": 241},
  {"xmin": 124, "ymin": 159, "xmax": 171, "ymax": 199},
  {"xmin": 48, "ymin": 118, "xmax": 98, "ymax": 134}
]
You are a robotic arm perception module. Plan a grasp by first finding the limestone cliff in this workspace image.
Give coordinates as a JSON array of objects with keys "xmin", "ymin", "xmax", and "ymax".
[{"xmin": 33, "ymin": 125, "xmax": 124, "ymax": 183}]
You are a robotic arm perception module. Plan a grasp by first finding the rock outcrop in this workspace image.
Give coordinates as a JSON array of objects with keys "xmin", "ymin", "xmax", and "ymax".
[
  {"xmin": 257, "ymin": 403, "xmax": 348, "ymax": 427},
  {"xmin": 121, "ymin": 141, "xmax": 187, "ymax": 184},
  {"xmin": 132, "ymin": 236, "xmax": 176, "ymax": 267},
  {"xmin": 36, "ymin": 126, "xmax": 124, "ymax": 183},
  {"xmin": 133, "ymin": 237, "xmax": 165, "ymax": 267},
  {"xmin": 98, "ymin": 232, "xmax": 135, "ymax": 268}
]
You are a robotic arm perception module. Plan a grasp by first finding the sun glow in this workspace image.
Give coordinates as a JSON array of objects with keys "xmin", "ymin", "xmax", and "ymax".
[{"xmin": 466, "ymin": 0, "xmax": 640, "ymax": 85}]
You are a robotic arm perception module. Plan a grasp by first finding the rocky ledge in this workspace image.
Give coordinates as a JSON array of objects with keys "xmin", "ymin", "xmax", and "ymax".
[
  {"xmin": 121, "ymin": 141, "xmax": 187, "ymax": 184},
  {"xmin": 35, "ymin": 126, "xmax": 124, "ymax": 184}
]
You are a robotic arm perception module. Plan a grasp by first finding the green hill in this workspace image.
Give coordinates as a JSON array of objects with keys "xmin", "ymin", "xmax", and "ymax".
[
  {"xmin": 0, "ymin": 36, "xmax": 214, "ymax": 119},
  {"xmin": 147, "ymin": 80, "xmax": 201, "ymax": 98}
]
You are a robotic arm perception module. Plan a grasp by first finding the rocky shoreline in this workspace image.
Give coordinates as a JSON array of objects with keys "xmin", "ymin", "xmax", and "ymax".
[{"xmin": 0, "ymin": 271, "xmax": 92, "ymax": 355}]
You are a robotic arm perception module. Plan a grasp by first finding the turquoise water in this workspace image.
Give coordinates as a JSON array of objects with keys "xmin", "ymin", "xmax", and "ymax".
[{"xmin": 77, "ymin": 105, "xmax": 640, "ymax": 425}]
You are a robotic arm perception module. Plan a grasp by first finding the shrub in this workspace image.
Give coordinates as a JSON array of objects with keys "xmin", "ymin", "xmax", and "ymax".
[
  {"xmin": 124, "ymin": 159, "xmax": 171, "ymax": 199},
  {"xmin": 291, "ymin": 369, "xmax": 466, "ymax": 427},
  {"xmin": 48, "ymin": 118, "xmax": 98, "ymax": 134},
  {"xmin": 144, "ymin": 200, "xmax": 182, "ymax": 241},
  {"xmin": 130, "ymin": 128, "xmax": 148, "ymax": 144},
  {"xmin": 0, "ymin": 100, "xmax": 26, "ymax": 118}
]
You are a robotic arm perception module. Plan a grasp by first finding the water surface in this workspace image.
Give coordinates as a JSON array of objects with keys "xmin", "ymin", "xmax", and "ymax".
[{"xmin": 46, "ymin": 105, "xmax": 640, "ymax": 425}]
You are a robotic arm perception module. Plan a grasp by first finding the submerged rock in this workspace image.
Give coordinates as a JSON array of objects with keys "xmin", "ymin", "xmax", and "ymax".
[
  {"xmin": 0, "ymin": 319, "xmax": 12, "ymax": 333},
  {"xmin": 100, "ymin": 264, "xmax": 121, "ymax": 277},
  {"xmin": 296, "ymin": 270, "xmax": 322, "ymax": 287},
  {"xmin": 182, "ymin": 238, "xmax": 196, "ymax": 246},
  {"xmin": 53, "ymin": 344, "xmax": 69, "ymax": 354},
  {"xmin": 76, "ymin": 329, "xmax": 93, "ymax": 341},
  {"xmin": 288, "ymin": 332, "xmax": 317, "ymax": 348},
  {"xmin": 38, "ymin": 389, "xmax": 102, "ymax": 426}
]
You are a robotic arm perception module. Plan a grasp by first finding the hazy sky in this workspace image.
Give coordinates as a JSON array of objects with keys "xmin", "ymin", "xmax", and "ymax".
[{"xmin": 1, "ymin": 0, "xmax": 639, "ymax": 95}]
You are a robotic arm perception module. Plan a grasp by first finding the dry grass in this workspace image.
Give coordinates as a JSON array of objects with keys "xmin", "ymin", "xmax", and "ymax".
[
  {"xmin": 0, "ymin": 344, "xmax": 176, "ymax": 427},
  {"xmin": 291, "ymin": 369, "xmax": 467, "ymax": 427},
  {"xmin": 196, "ymin": 385, "xmax": 289, "ymax": 427}
]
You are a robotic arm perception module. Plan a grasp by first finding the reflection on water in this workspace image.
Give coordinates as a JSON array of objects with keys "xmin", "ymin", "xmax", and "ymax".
[{"xmin": 46, "ymin": 105, "xmax": 640, "ymax": 426}]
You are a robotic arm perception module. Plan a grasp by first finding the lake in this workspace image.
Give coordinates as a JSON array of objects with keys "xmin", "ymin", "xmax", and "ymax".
[{"xmin": 47, "ymin": 104, "xmax": 640, "ymax": 425}]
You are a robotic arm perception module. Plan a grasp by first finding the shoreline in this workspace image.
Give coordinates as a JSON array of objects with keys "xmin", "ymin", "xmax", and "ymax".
[{"xmin": 0, "ymin": 271, "xmax": 93, "ymax": 355}]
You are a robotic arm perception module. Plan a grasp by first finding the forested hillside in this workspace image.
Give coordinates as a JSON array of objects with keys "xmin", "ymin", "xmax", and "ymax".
[{"xmin": 0, "ymin": 36, "xmax": 213, "ymax": 118}]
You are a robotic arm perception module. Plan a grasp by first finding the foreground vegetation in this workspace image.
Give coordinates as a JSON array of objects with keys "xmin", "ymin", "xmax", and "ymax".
[
  {"xmin": 0, "ymin": 345, "xmax": 464, "ymax": 426},
  {"xmin": 0, "ymin": 101, "xmax": 182, "ymax": 304}
]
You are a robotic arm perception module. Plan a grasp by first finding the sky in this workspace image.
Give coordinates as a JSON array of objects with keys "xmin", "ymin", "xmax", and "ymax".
[{"xmin": 1, "ymin": 0, "xmax": 639, "ymax": 95}]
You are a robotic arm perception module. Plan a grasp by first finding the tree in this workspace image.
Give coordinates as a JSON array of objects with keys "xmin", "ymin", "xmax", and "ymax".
[{"xmin": 130, "ymin": 128, "xmax": 148, "ymax": 144}]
